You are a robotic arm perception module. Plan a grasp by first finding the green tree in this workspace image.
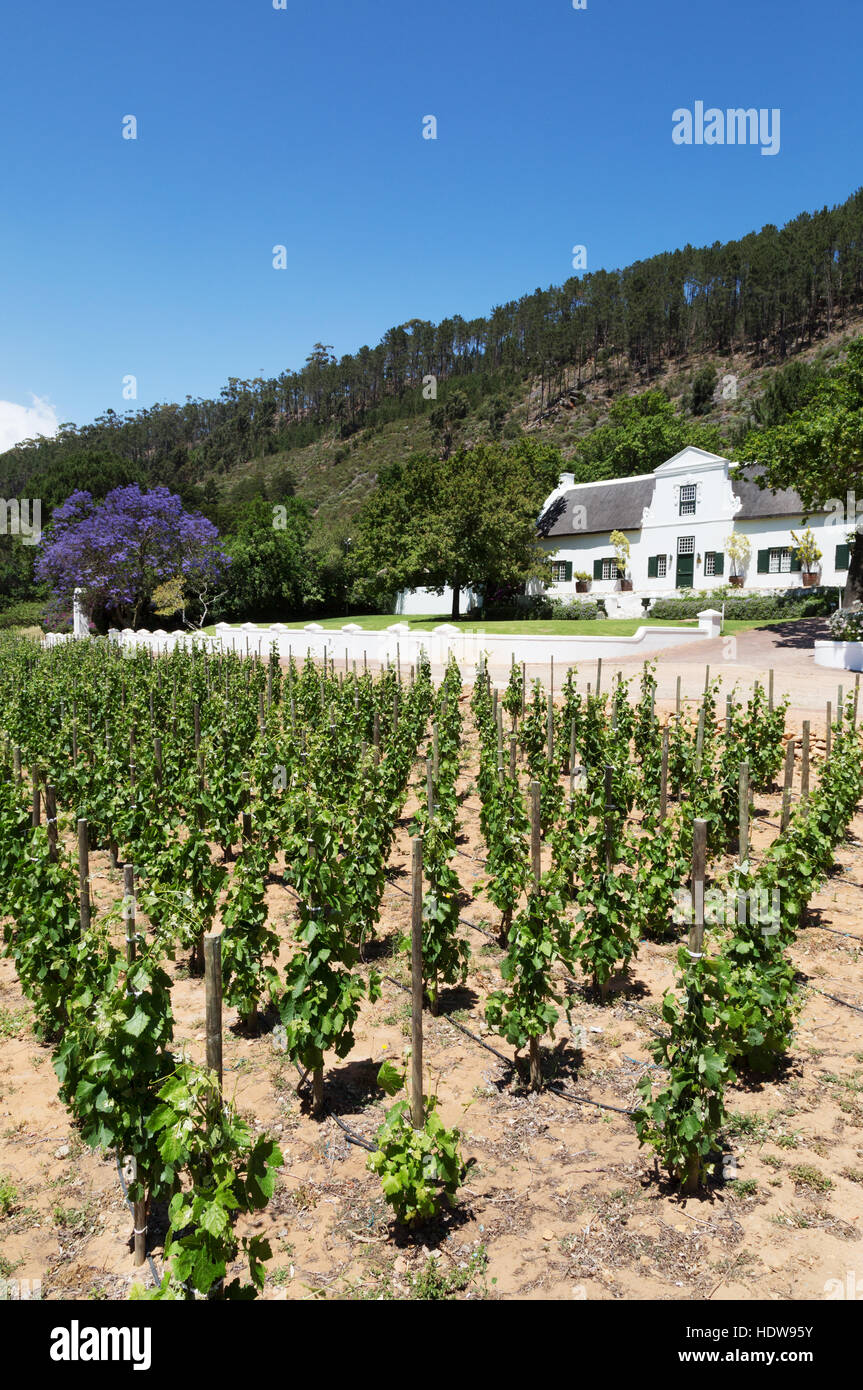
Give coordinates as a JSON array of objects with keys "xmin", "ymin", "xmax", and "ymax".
[
  {"xmin": 429, "ymin": 389, "xmax": 470, "ymax": 459},
  {"xmin": 689, "ymin": 364, "xmax": 718, "ymax": 416},
  {"xmin": 350, "ymin": 439, "xmax": 561, "ymax": 619},
  {"xmin": 753, "ymin": 358, "xmax": 825, "ymax": 428},
  {"xmin": 742, "ymin": 339, "xmax": 863, "ymax": 605},
  {"xmin": 224, "ymin": 497, "xmax": 312, "ymax": 620},
  {"xmin": 573, "ymin": 391, "xmax": 726, "ymax": 480}
]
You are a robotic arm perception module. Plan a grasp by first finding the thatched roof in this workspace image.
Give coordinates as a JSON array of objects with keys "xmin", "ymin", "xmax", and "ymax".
[
  {"xmin": 537, "ymin": 476, "xmax": 654, "ymax": 537},
  {"xmin": 538, "ymin": 463, "xmax": 819, "ymax": 538},
  {"xmin": 730, "ymin": 467, "xmax": 813, "ymax": 519}
]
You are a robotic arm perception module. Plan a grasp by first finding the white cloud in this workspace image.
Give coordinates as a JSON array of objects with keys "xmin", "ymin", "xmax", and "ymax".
[{"xmin": 0, "ymin": 396, "xmax": 60, "ymax": 453}]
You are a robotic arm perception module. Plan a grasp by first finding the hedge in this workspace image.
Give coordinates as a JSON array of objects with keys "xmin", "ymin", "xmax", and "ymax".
[
  {"xmin": 483, "ymin": 596, "xmax": 607, "ymax": 621},
  {"xmin": 649, "ymin": 589, "xmax": 837, "ymax": 622}
]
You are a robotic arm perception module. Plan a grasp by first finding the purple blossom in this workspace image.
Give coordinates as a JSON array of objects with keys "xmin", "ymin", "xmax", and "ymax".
[{"xmin": 36, "ymin": 484, "xmax": 229, "ymax": 629}]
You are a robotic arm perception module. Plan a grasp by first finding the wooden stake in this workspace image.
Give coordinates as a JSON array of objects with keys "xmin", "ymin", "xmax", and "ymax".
[
  {"xmin": 826, "ymin": 701, "xmax": 832, "ymax": 761},
  {"xmin": 660, "ymin": 726, "xmax": 669, "ymax": 821},
  {"xmin": 603, "ymin": 764, "xmax": 615, "ymax": 872},
  {"xmin": 410, "ymin": 837, "xmax": 424, "ymax": 1129},
  {"xmin": 44, "ymin": 784, "xmax": 58, "ymax": 862},
  {"xmin": 684, "ymin": 815, "xmax": 707, "ymax": 1190},
  {"xmin": 78, "ymin": 819, "xmax": 90, "ymax": 933},
  {"xmin": 780, "ymin": 739, "xmax": 795, "ymax": 832},
  {"xmin": 800, "ymin": 722, "xmax": 810, "ymax": 804},
  {"xmin": 694, "ymin": 706, "xmax": 705, "ymax": 777},
  {"xmin": 690, "ymin": 819, "xmax": 707, "ymax": 957},
  {"xmin": 738, "ymin": 761, "xmax": 750, "ymax": 860},
  {"xmin": 204, "ymin": 934, "xmax": 223, "ymax": 1095},
  {"xmin": 530, "ymin": 780, "xmax": 541, "ymax": 887},
  {"xmin": 123, "ymin": 865, "xmax": 147, "ymax": 1267},
  {"xmin": 768, "ymin": 668, "xmax": 774, "ymax": 713}
]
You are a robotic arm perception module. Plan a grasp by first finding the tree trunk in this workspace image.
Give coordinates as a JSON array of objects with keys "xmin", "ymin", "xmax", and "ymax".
[
  {"xmin": 843, "ymin": 540, "xmax": 863, "ymax": 608},
  {"xmin": 451, "ymin": 581, "xmax": 461, "ymax": 621}
]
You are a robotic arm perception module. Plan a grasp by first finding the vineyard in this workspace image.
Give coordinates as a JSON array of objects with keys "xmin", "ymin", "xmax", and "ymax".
[{"xmin": 0, "ymin": 636, "xmax": 862, "ymax": 1301}]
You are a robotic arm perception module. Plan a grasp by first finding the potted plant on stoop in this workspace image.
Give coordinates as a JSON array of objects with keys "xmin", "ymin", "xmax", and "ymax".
[
  {"xmin": 574, "ymin": 570, "xmax": 591, "ymax": 593},
  {"xmin": 726, "ymin": 532, "xmax": 750, "ymax": 589},
  {"xmin": 791, "ymin": 527, "xmax": 822, "ymax": 587},
  {"xmin": 610, "ymin": 531, "xmax": 632, "ymax": 591}
]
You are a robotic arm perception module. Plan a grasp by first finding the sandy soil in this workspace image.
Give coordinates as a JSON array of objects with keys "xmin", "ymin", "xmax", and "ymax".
[{"xmin": 1, "ymin": 685, "xmax": 862, "ymax": 1303}]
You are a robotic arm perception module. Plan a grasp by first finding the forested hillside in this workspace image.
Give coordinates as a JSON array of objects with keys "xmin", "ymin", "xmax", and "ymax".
[{"xmin": 3, "ymin": 186, "xmax": 863, "ymax": 618}]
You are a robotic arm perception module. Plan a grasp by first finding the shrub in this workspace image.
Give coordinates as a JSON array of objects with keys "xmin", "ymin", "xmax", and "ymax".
[
  {"xmin": 549, "ymin": 599, "xmax": 603, "ymax": 620},
  {"xmin": 829, "ymin": 605, "xmax": 863, "ymax": 641},
  {"xmin": 483, "ymin": 595, "xmax": 554, "ymax": 621},
  {"xmin": 649, "ymin": 589, "xmax": 836, "ymax": 621},
  {"xmin": 0, "ymin": 601, "xmax": 46, "ymax": 631}
]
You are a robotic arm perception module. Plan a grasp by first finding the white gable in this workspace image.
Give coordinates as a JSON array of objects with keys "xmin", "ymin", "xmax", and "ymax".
[{"xmin": 651, "ymin": 446, "xmax": 730, "ymax": 475}]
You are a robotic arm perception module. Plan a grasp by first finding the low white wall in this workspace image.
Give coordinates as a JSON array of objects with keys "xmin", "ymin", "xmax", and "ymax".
[
  {"xmin": 814, "ymin": 640, "xmax": 863, "ymax": 672},
  {"xmin": 41, "ymin": 617, "xmax": 713, "ymax": 676}
]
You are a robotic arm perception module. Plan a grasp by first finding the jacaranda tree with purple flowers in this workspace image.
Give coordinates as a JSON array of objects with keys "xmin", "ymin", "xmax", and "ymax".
[{"xmin": 36, "ymin": 485, "xmax": 230, "ymax": 630}]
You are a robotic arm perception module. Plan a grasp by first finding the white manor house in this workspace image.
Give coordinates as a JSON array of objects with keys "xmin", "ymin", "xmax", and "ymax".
[{"xmin": 535, "ymin": 446, "xmax": 851, "ymax": 614}]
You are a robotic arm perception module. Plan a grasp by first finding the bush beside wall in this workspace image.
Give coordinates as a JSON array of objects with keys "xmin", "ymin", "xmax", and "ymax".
[{"xmin": 649, "ymin": 589, "xmax": 838, "ymax": 622}]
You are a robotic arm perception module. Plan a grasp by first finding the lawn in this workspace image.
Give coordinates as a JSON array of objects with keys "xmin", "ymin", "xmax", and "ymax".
[
  {"xmin": 203, "ymin": 614, "xmax": 804, "ymax": 638},
  {"xmin": 205, "ymin": 615, "xmax": 696, "ymax": 637}
]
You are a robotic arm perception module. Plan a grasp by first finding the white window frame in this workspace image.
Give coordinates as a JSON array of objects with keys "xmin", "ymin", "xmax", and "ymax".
[
  {"xmin": 679, "ymin": 484, "xmax": 697, "ymax": 517},
  {"xmin": 769, "ymin": 547, "xmax": 791, "ymax": 575},
  {"xmin": 657, "ymin": 555, "xmax": 667, "ymax": 578},
  {"xmin": 601, "ymin": 558, "xmax": 618, "ymax": 581},
  {"xmin": 550, "ymin": 561, "xmax": 568, "ymax": 584},
  {"xmin": 677, "ymin": 535, "xmax": 695, "ymax": 555},
  {"xmin": 704, "ymin": 552, "xmax": 716, "ymax": 577}
]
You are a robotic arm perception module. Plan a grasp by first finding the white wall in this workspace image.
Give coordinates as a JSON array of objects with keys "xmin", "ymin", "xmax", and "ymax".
[
  {"xmin": 539, "ymin": 448, "xmax": 850, "ymax": 599},
  {"xmin": 48, "ymin": 618, "xmax": 718, "ymax": 680},
  {"xmin": 394, "ymin": 585, "xmax": 480, "ymax": 615}
]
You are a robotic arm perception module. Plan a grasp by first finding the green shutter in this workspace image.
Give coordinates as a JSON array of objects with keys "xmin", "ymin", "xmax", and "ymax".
[
  {"xmin": 564, "ymin": 561, "xmax": 573, "ymax": 583},
  {"xmin": 790, "ymin": 548, "xmax": 803, "ymax": 572},
  {"xmin": 836, "ymin": 543, "xmax": 850, "ymax": 571},
  {"xmin": 647, "ymin": 555, "xmax": 658, "ymax": 579},
  {"xmin": 713, "ymin": 552, "xmax": 724, "ymax": 576},
  {"xmin": 593, "ymin": 558, "xmax": 603, "ymax": 580},
  {"xmin": 757, "ymin": 549, "xmax": 770, "ymax": 574}
]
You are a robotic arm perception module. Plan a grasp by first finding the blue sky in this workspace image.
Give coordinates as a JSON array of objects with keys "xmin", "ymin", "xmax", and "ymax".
[{"xmin": 1, "ymin": 0, "xmax": 861, "ymax": 447}]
